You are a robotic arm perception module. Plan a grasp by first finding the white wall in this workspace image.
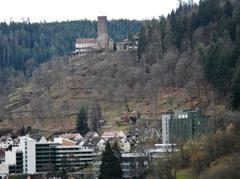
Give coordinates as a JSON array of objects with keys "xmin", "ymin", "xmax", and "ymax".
[
  {"xmin": 5, "ymin": 148, "xmax": 18, "ymax": 165},
  {"xmin": 76, "ymin": 42, "xmax": 97, "ymax": 49},
  {"xmin": 119, "ymin": 138, "xmax": 130, "ymax": 153},
  {"xmin": 97, "ymin": 139, "xmax": 106, "ymax": 152},
  {"xmin": 0, "ymin": 163, "xmax": 9, "ymax": 175},
  {"xmin": 162, "ymin": 114, "xmax": 171, "ymax": 144},
  {"xmin": 20, "ymin": 136, "xmax": 36, "ymax": 174}
]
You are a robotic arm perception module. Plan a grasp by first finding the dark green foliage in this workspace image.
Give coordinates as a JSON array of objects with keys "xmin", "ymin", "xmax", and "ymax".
[
  {"xmin": 203, "ymin": 37, "xmax": 231, "ymax": 93},
  {"xmin": 20, "ymin": 126, "xmax": 26, "ymax": 136},
  {"xmin": 231, "ymin": 25, "xmax": 240, "ymax": 66},
  {"xmin": 229, "ymin": 66, "xmax": 240, "ymax": 110},
  {"xmin": 108, "ymin": 19, "xmax": 142, "ymax": 42},
  {"xmin": 137, "ymin": 27, "xmax": 146, "ymax": 59},
  {"xmin": 224, "ymin": 0, "xmax": 233, "ymax": 17},
  {"xmin": 113, "ymin": 42, "xmax": 117, "ymax": 51},
  {"xmin": 112, "ymin": 142, "xmax": 122, "ymax": 162},
  {"xmin": 76, "ymin": 106, "xmax": 89, "ymax": 136},
  {"xmin": 197, "ymin": 0, "xmax": 222, "ymax": 26},
  {"xmin": 159, "ymin": 16, "xmax": 168, "ymax": 52},
  {"xmin": 99, "ymin": 142, "xmax": 123, "ymax": 179},
  {"xmin": 136, "ymin": 0, "xmax": 240, "ymax": 107},
  {"xmin": 0, "ymin": 20, "xmax": 141, "ymax": 78}
]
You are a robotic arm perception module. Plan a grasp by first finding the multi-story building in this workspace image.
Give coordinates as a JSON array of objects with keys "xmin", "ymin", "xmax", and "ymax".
[
  {"xmin": 93, "ymin": 153, "xmax": 149, "ymax": 179},
  {"xmin": 162, "ymin": 110, "xmax": 208, "ymax": 143},
  {"xmin": 54, "ymin": 145, "xmax": 97, "ymax": 171},
  {"xmin": 161, "ymin": 113, "xmax": 172, "ymax": 144},
  {"xmin": 0, "ymin": 147, "xmax": 23, "ymax": 176},
  {"xmin": 147, "ymin": 144, "xmax": 177, "ymax": 161},
  {"xmin": 19, "ymin": 136, "xmax": 36, "ymax": 174},
  {"xmin": 35, "ymin": 142, "xmax": 57, "ymax": 173},
  {"xmin": 0, "ymin": 135, "xmax": 98, "ymax": 176},
  {"xmin": 122, "ymin": 153, "xmax": 148, "ymax": 178}
]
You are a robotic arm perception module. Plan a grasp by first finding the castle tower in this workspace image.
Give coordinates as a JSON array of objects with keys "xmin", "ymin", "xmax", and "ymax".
[{"xmin": 97, "ymin": 16, "xmax": 109, "ymax": 49}]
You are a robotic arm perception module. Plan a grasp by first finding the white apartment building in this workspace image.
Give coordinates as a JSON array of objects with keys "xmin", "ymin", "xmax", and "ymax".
[
  {"xmin": 0, "ymin": 135, "xmax": 98, "ymax": 176},
  {"xmin": 162, "ymin": 114, "xmax": 171, "ymax": 144},
  {"xmin": 19, "ymin": 136, "xmax": 36, "ymax": 174}
]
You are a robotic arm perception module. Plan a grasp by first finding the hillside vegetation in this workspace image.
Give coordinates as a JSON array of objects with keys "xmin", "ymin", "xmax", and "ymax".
[
  {"xmin": 0, "ymin": 19, "xmax": 141, "ymax": 86},
  {"xmin": 1, "ymin": 0, "xmax": 240, "ymax": 177},
  {"xmin": 1, "ymin": 0, "xmax": 240, "ymax": 132},
  {"xmin": 135, "ymin": 0, "xmax": 240, "ymax": 178}
]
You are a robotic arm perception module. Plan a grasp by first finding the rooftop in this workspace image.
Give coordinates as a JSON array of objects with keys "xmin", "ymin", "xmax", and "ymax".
[
  {"xmin": 76, "ymin": 38, "xmax": 97, "ymax": 44},
  {"xmin": 83, "ymin": 137, "xmax": 104, "ymax": 148}
]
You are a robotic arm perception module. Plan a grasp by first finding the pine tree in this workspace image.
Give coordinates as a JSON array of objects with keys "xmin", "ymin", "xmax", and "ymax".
[
  {"xmin": 112, "ymin": 142, "xmax": 122, "ymax": 162},
  {"xmin": 112, "ymin": 142, "xmax": 123, "ymax": 178},
  {"xmin": 113, "ymin": 42, "xmax": 117, "ymax": 51},
  {"xmin": 137, "ymin": 27, "xmax": 146, "ymax": 59},
  {"xmin": 76, "ymin": 106, "xmax": 89, "ymax": 136},
  {"xmin": 99, "ymin": 142, "xmax": 123, "ymax": 179},
  {"xmin": 229, "ymin": 66, "xmax": 240, "ymax": 110},
  {"xmin": 224, "ymin": 0, "xmax": 233, "ymax": 17}
]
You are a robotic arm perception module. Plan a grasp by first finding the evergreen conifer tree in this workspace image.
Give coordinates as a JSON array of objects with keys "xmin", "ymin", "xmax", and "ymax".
[
  {"xmin": 224, "ymin": 0, "xmax": 233, "ymax": 17},
  {"xmin": 113, "ymin": 42, "xmax": 117, "ymax": 51},
  {"xmin": 229, "ymin": 66, "xmax": 240, "ymax": 110},
  {"xmin": 137, "ymin": 27, "xmax": 146, "ymax": 59},
  {"xmin": 76, "ymin": 106, "xmax": 89, "ymax": 136},
  {"xmin": 99, "ymin": 142, "xmax": 123, "ymax": 179}
]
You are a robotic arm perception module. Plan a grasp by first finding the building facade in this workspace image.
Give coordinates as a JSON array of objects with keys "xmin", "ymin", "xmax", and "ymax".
[
  {"xmin": 0, "ymin": 136, "xmax": 98, "ymax": 176},
  {"xmin": 161, "ymin": 114, "xmax": 171, "ymax": 144},
  {"xmin": 73, "ymin": 16, "xmax": 109, "ymax": 56},
  {"xmin": 0, "ymin": 147, "xmax": 23, "ymax": 176},
  {"xmin": 168, "ymin": 110, "xmax": 208, "ymax": 143},
  {"xmin": 19, "ymin": 136, "xmax": 36, "ymax": 174},
  {"xmin": 93, "ymin": 153, "xmax": 149, "ymax": 179}
]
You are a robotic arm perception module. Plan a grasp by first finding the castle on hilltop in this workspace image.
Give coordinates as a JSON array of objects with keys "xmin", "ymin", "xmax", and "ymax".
[{"xmin": 73, "ymin": 16, "xmax": 110, "ymax": 56}]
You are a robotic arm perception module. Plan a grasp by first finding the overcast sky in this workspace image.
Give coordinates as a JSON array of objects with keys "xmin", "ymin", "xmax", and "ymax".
[{"xmin": 0, "ymin": 0, "xmax": 199, "ymax": 23}]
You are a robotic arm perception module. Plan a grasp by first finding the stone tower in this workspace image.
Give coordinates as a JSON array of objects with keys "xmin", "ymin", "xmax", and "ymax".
[{"xmin": 97, "ymin": 16, "xmax": 109, "ymax": 49}]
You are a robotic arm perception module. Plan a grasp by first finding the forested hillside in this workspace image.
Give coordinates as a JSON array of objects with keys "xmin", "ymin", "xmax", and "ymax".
[
  {"xmin": 0, "ymin": 19, "xmax": 141, "ymax": 82},
  {"xmin": 137, "ymin": 0, "xmax": 240, "ymax": 110},
  {"xmin": 1, "ymin": 1, "xmax": 240, "ymax": 177},
  {"xmin": 1, "ymin": 0, "xmax": 240, "ymax": 131},
  {"xmin": 134, "ymin": 0, "xmax": 240, "ymax": 178}
]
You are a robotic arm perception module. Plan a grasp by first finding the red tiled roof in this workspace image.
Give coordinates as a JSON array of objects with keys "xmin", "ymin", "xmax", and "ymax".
[{"xmin": 76, "ymin": 38, "xmax": 97, "ymax": 44}]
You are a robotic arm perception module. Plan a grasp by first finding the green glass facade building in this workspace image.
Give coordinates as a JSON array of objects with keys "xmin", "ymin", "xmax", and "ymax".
[{"xmin": 169, "ymin": 110, "xmax": 208, "ymax": 143}]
